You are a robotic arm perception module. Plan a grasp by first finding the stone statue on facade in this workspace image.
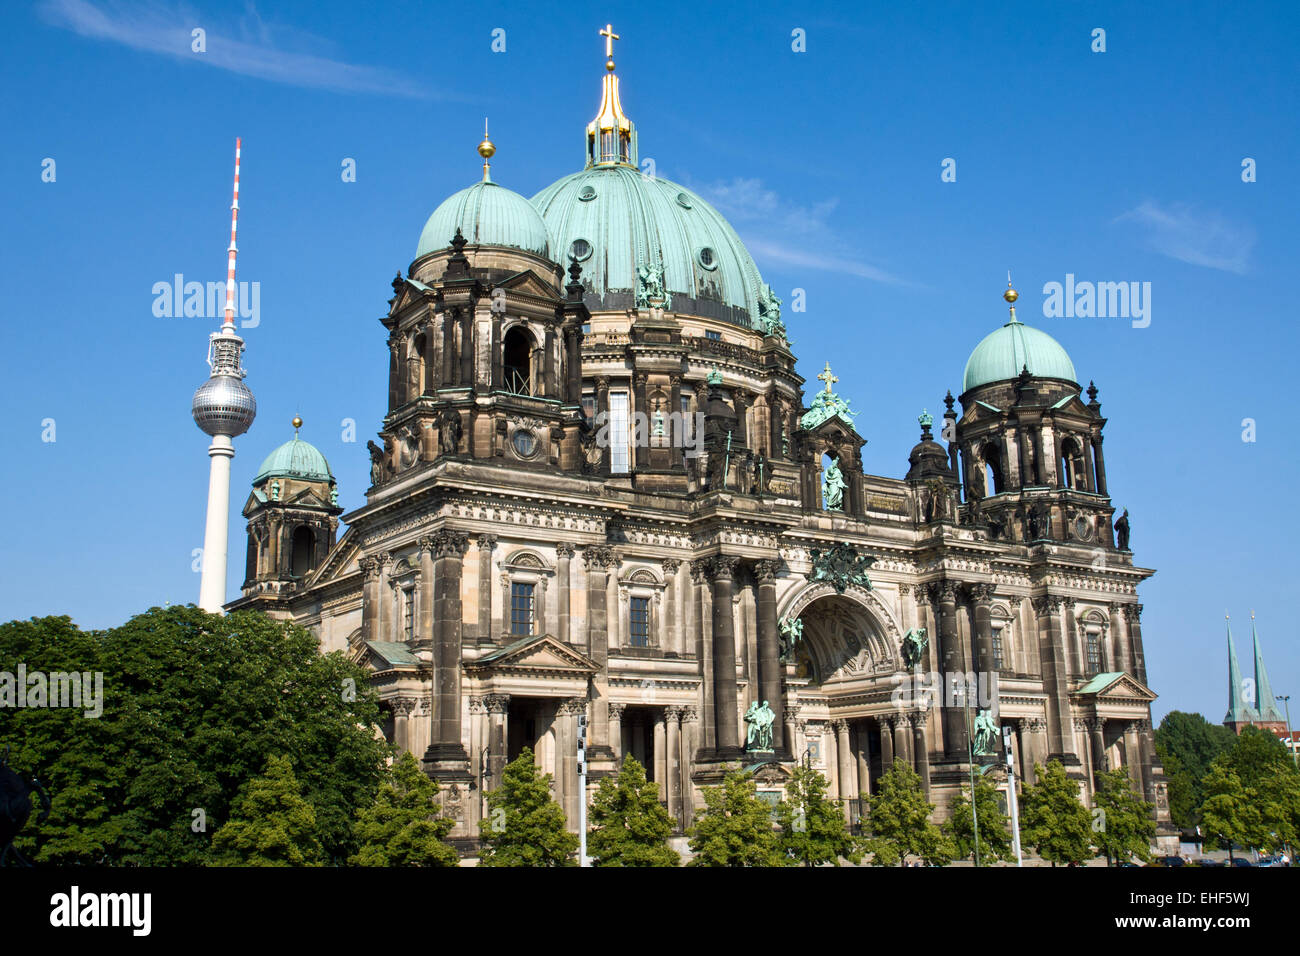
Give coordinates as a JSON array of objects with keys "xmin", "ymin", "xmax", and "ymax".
[
  {"xmin": 744, "ymin": 700, "xmax": 775, "ymax": 752},
  {"xmin": 367, "ymin": 440, "xmax": 385, "ymax": 485},
  {"xmin": 1114, "ymin": 508, "xmax": 1130, "ymax": 551},
  {"xmin": 901, "ymin": 627, "xmax": 928, "ymax": 672},
  {"xmin": 439, "ymin": 410, "xmax": 462, "ymax": 456},
  {"xmin": 823, "ymin": 459, "xmax": 847, "ymax": 511}
]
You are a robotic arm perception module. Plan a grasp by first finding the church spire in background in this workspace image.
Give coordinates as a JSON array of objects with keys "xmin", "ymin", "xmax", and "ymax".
[
  {"xmin": 192, "ymin": 138, "xmax": 257, "ymax": 613},
  {"xmin": 586, "ymin": 23, "xmax": 637, "ymax": 167},
  {"xmin": 1251, "ymin": 611, "xmax": 1286, "ymax": 723},
  {"xmin": 1225, "ymin": 615, "xmax": 1259, "ymax": 728}
]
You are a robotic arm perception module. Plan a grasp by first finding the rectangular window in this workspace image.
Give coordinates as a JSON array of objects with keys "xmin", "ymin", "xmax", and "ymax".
[
  {"xmin": 629, "ymin": 596, "xmax": 650, "ymax": 647},
  {"xmin": 991, "ymin": 630, "xmax": 1004, "ymax": 670},
  {"xmin": 1086, "ymin": 632, "xmax": 1101, "ymax": 675},
  {"xmin": 403, "ymin": 589, "xmax": 415, "ymax": 641},
  {"xmin": 705, "ymin": 330, "xmax": 721, "ymax": 341},
  {"xmin": 609, "ymin": 390, "xmax": 630, "ymax": 474},
  {"xmin": 510, "ymin": 582, "xmax": 535, "ymax": 636},
  {"xmin": 582, "ymin": 391, "xmax": 596, "ymax": 421}
]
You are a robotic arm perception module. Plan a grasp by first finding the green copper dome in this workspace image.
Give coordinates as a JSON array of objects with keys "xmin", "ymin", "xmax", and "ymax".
[
  {"xmin": 531, "ymin": 165, "xmax": 766, "ymax": 324},
  {"xmin": 416, "ymin": 179, "xmax": 551, "ymax": 259},
  {"xmin": 962, "ymin": 318, "xmax": 1078, "ymax": 392},
  {"xmin": 254, "ymin": 437, "xmax": 334, "ymax": 484}
]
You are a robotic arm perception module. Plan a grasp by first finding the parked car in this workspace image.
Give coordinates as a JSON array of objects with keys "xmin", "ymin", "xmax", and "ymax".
[
  {"xmin": 1160, "ymin": 855, "xmax": 1188, "ymax": 866},
  {"xmin": 1230, "ymin": 858, "xmax": 1253, "ymax": 867},
  {"xmin": 1197, "ymin": 858, "xmax": 1225, "ymax": 867}
]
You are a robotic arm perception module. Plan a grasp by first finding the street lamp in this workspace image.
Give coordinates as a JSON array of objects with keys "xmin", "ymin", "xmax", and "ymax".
[
  {"xmin": 1279, "ymin": 695, "xmax": 1297, "ymax": 769},
  {"xmin": 956, "ymin": 676, "xmax": 981, "ymax": 867}
]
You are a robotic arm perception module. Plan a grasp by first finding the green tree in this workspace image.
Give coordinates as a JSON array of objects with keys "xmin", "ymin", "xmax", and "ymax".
[
  {"xmin": 211, "ymin": 754, "xmax": 324, "ymax": 866},
  {"xmin": 1, "ymin": 607, "xmax": 390, "ymax": 865},
  {"xmin": 1199, "ymin": 761, "xmax": 1255, "ymax": 861},
  {"xmin": 350, "ymin": 752, "xmax": 458, "ymax": 867},
  {"xmin": 861, "ymin": 762, "xmax": 952, "ymax": 867},
  {"xmin": 587, "ymin": 754, "xmax": 678, "ymax": 867},
  {"xmin": 775, "ymin": 765, "xmax": 860, "ymax": 866},
  {"xmin": 478, "ymin": 748, "xmax": 578, "ymax": 866},
  {"xmin": 944, "ymin": 774, "xmax": 1011, "ymax": 864},
  {"xmin": 688, "ymin": 769, "xmax": 788, "ymax": 867},
  {"xmin": 1091, "ymin": 767, "xmax": 1156, "ymax": 865},
  {"xmin": 1153, "ymin": 711, "xmax": 1235, "ymax": 829},
  {"xmin": 1019, "ymin": 760, "xmax": 1092, "ymax": 866}
]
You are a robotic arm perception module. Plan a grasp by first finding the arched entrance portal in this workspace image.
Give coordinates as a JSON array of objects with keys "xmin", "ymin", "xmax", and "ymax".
[{"xmin": 790, "ymin": 594, "xmax": 893, "ymax": 685}]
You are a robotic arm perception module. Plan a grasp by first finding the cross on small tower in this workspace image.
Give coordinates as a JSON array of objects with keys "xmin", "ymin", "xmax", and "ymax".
[
  {"xmin": 600, "ymin": 23, "xmax": 620, "ymax": 61},
  {"xmin": 817, "ymin": 362, "xmax": 838, "ymax": 394}
]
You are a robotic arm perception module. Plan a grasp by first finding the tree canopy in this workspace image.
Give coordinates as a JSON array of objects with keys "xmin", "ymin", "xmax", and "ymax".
[
  {"xmin": 775, "ymin": 765, "xmax": 860, "ymax": 866},
  {"xmin": 944, "ymin": 774, "xmax": 1011, "ymax": 864},
  {"xmin": 1091, "ymin": 767, "xmax": 1155, "ymax": 865},
  {"xmin": 688, "ymin": 769, "xmax": 789, "ymax": 867},
  {"xmin": 1154, "ymin": 711, "xmax": 1236, "ymax": 829},
  {"xmin": 2, "ymin": 607, "xmax": 390, "ymax": 865},
  {"xmin": 211, "ymin": 754, "xmax": 324, "ymax": 866},
  {"xmin": 587, "ymin": 754, "xmax": 678, "ymax": 867},
  {"xmin": 861, "ymin": 762, "xmax": 951, "ymax": 867},
  {"xmin": 350, "ymin": 752, "xmax": 459, "ymax": 867},
  {"xmin": 478, "ymin": 747, "xmax": 578, "ymax": 866},
  {"xmin": 1019, "ymin": 760, "xmax": 1092, "ymax": 866}
]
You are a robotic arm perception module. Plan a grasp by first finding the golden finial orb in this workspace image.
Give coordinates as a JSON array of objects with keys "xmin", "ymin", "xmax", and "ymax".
[
  {"xmin": 292, "ymin": 415, "xmax": 303, "ymax": 430},
  {"xmin": 1004, "ymin": 285, "xmax": 1019, "ymax": 304},
  {"xmin": 477, "ymin": 137, "xmax": 495, "ymax": 159}
]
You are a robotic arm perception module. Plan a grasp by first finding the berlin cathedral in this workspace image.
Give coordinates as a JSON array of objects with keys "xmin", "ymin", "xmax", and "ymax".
[{"xmin": 227, "ymin": 28, "xmax": 1175, "ymax": 850}]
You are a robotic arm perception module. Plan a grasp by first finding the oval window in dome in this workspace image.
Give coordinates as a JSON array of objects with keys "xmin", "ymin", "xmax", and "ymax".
[
  {"xmin": 676, "ymin": 192, "xmax": 693, "ymax": 209},
  {"xmin": 569, "ymin": 238, "xmax": 593, "ymax": 261},
  {"xmin": 578, "ymin": 185, "xmax": 597, "ymax": 201},
  {"xmin": 697, "ymin": 247, "xmax": 717, "ymax": 270}
]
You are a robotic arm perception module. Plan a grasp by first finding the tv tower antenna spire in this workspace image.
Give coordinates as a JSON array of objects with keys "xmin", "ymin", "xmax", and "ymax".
[{"xmin": 192, "ymin": 138, "xmax": 257, "ymax": 613}]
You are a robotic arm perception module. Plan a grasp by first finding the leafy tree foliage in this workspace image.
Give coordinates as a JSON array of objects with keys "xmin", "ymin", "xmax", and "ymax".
[
  {"xmin": 478, "ymin": 747, "xmax": 578, "ymax": 866},
  {"xmin": 1201, "ymin": 729, "xmax": 1300, "ymax": 856},
  {"xmin": 1, "ymin": 607, "xmax": 390, "ymax": 865},
  {"xmin": 944, "ymin": 774, "xmax": 1011, "ymax": 863},
  {"xmin": 211, "ymin": 754, "xmax": 324, "ymax": 866},
  {"xmin": 688, "ymin": 769, "xmax": 789, "ymax": 867},
  {"xmin": 775, "ymin": 765, "xmax": 860, "ymax": 866},
  {"xmin": 587, "ymin": 754, "xmax": 678, "ymax": 866},
  {"xmin": 1091, "ymin": 767, "xmax": 1155, "ymax": 865},
  {"xmin": 350, "ymin": 752, "xmax": 458, "ymax": 867},
  {"xmin": 861, "ymin": 762, "xmax": 951, "ymax": 867},
  {"xmin": 1199, "ymin": 762, "xmax": 1255, "ymax": 861},
  {"xmin": 1019, "ymin": 760, "xmax": 1092, "ymax": 866},
  {"xmin": 1153, "ymin": 711, "xmax": 1235, "ymax": 829}
]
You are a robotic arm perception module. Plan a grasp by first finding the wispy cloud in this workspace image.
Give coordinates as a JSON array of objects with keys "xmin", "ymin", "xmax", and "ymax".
[
  {"xmin": 39, "ymin": 0, "xmax": 435, "ymax": 98},
  {"xmin": 690, "ymin": 177, "xmax": 909, "ymax": 285},
  {"xmin": 1114, "ymin": 200, "xmax": 1254, "ymax": 275}
]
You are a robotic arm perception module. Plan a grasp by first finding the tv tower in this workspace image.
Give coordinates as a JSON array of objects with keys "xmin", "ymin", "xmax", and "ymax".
[{"xmin": 192, "ymin": 138, "xmax": 257, "ymax": 613}]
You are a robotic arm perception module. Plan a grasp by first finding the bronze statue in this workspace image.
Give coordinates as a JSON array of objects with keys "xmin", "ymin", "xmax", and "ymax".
[
  {"xmin": 901, "ymin": 627, "xmax": 928, "ymax": 672},
  {"xmin": 0, "ymin": 748, "xmax": 50, "ymax": 867},
  {"xmin": 972, "ymin": 709, "xmax": 999, "ymax": 757}
]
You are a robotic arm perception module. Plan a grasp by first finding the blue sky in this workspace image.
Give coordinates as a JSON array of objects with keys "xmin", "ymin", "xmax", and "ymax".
[{"xmin": 2, "ymin": 0, "xmax": 1296, "ymax": 725}]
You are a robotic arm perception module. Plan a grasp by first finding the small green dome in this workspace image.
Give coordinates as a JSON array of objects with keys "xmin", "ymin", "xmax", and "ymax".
[
  {"xmin": 531, "ymin": 165, "xmax": 765, "ymax": 323},
  {"xmin": 416, "ymin": 180, "xmax": 550, "ymax": 259},
  {"xmin": 254, "ymin": 437, "xmax": 334, "ymax": 484},
  {"xmin": 962, "ymin": 319, "xmax": 1078, "ymax": 392}
]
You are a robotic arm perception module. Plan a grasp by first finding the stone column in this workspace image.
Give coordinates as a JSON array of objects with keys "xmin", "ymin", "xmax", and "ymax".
[
  {"xmin": 608, "ymin": 702, "xmax": 625, "ymax": 762},
  {"xmin": 854, "ymin": 723, "xmax": 871, "ymax": 796},
  {"xmin": 936, "ymin": 582, "xmax": 967, "ymax": 757},
  {"xmin": 1124, "ymin": 605, "xmax": 1148, "ymax": 686},
  {"xmin": 662, "ymin": 559, "xmax": 680, "ymax": 654},
  {"xmin": 653, "ymin": 710, "xmax": 668, "ymax": 800},
  {"xmin": 691, "ymin": 560, "xmax": 715, "ymax": 751},
  {"xmin": 596, "ymin": 376, "xmax": 611, "ymax": 473},
  {"xmin": 1033, "ymin": 596, "xmax": 1074, "ymax": 761},
  {"xmin": 910, "ymin": 711, "xmax": 931, "ymax": 797},
  {"xmin": 971, "ymin": 584, "xmax": 996, "ymax": 694},
  {"xmin": 1091, "ymin": 433, "xmax": 1108, "ymax": 496},
  {"xmin": 485, "ymin": 694, "xmax": 510, "ymax": 790},
  {"xmin": 418, "ymin": 539, "xmax": 435, "ymax": 652},
  {"xmin": 1062, "ymin": 597, "xmax": 1080, "ymax": 675},
  {"xmin": 424, "ymin": 531, "xmax": 470, "ymax": 776},
  {"xmin": 476, "ymin": 534, "xmax": 495, "ymax": 642},
  {"xmin": 708, "ymin": 556, "xmax": 742, "ymax": 758},
  {"xmin": 893, "ymin": 714, "xmax": 911, "ymax": 768},
  {"xmin": 669, "ymin": 375, "xmax": 684, "ymax": 469},
  {"xmin": 1089, "ymin": 717, "xmax": 1107, "ymax": 772},
  {"xmin": 556, "ymin": 544, "xmax": 574, "ymax": 645},
  {"xmin": 680, "ymin": 706, "xmax": 699, "ymax": 827},
  {"xmin": 666, "ymin": 706, "xmax": 683, "ymax": 822},
  {"xmin": 393, "ymin": 697, "xmax": 416, "ymax": 755},
  {"xmin": 833, "ymin": 719, "xmax": 854, "ymax": 821},
  {"xmin": 1022, "ymin": 717, "xmax": 1048, "ymax": 784},
  {"xmin": 375, "ymin": 552, "xmax": 392, "ymax": 640},
  {"xmin": 1108, "ymin": 602, "xmax": 1131, "ymax": 677},
  {"xmin": 633, "ymin": 373, "xmax": 649, "ymax": 471},
  {"xmin": 584, "ymin": 547, "xmax": 615, "ymax": 763},
  {"xmin": 556, "ymin": 697, "xmax": 585, "ymax": 830},
  {"xmin": 360, "ymin": 556, "xmax": 382, "ymax": 641},
  {"xmin": 1123, "ymin": 720, "xmax": 1144, "ymax": 794},
  {"xmin": 753, "ymin": 559, "xmax": 786, "ymax": 756},
  {"xmin": 880, "ymin": 715, "xmax": 895, "ymax": 767}
]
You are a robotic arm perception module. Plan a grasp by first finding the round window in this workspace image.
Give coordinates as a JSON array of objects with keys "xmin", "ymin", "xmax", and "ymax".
[
  {"xmin": 569, "ymin": 238, "xmax": 592, "ymax": 261},
  {"xmin": 578, "ymin": 185, "xmax": 597, "ymax": 201},
  {"xmin": 512, "ymin": 429, "xmax": 538, "ymax": 459},
  {"xmin": 697, "ymin": 247, "xmax": 717, "ymax": 270},
  {"xmin": 676, "ymin": 192, "xmax": 693, "ymax": 209}
]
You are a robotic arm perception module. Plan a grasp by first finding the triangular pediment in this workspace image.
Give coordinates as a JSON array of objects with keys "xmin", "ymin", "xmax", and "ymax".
[
  {"xmin": 497, "ymin": 269, "xmax": 561, "ymax": 301},
  {"xmin": 468, "ymin": 634, "xmax": 597, "ymax": 676},
  {"xmin": 1074, "ymin": 671, "xmax": 1156, "ymax": 702},
  {"xmin": 804, "ymin": 414, "xmax": 865, "ymax": 447}
]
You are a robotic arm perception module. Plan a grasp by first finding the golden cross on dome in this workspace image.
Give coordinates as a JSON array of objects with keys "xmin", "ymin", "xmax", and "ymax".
[
  {"xmin": 600, "ymin": 23, "xmax": 620, "ymax": 64},
  {"xmin": 818, "ymin": 362, "xmax": 838, "ymax": 394}
]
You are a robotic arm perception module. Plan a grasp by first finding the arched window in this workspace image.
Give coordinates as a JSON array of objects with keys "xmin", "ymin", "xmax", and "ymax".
[
  {"xmin": 979, "ymin": 441, "xmax": 1004, "ymax": 494},
  {"xmin": 1060, "ymin": 436, "xmax": 1086, "ymax": 490},
  {"xmin": 290, "ymin": 526, "xmax": 314, "ymax": 578},
  {"xmin": 409, "ymin": 331, "xmax": 426, "ymax": 398},
  {"xmin": 503, "ymin": 326, "xmax": 534, "ymax": 396}
]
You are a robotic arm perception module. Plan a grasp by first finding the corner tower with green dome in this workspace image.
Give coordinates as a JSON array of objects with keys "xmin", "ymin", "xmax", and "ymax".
[{"xmin": 233, "ymin": 417, "xmax": 343, "ymax": 612}]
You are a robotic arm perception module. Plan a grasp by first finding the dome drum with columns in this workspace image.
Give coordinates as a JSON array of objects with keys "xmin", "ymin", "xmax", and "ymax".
[{"xmin": 229, "ymin": 27, "xmax": 1175, "ymax": 855}]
